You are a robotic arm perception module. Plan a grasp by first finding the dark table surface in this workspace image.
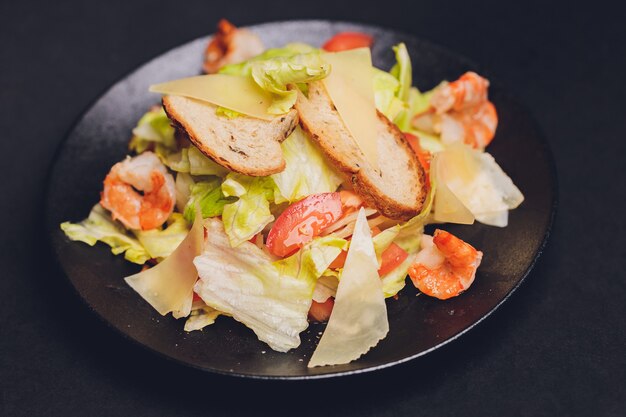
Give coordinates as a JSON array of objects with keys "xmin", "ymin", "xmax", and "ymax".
[{"xmin": 1, "ymin": 1, "xmax": 624, "ymax": 416}]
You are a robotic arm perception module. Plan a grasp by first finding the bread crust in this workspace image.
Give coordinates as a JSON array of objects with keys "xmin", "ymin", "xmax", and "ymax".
[{"xmin": 295, "ymin": 83, "xmax": 427, "ymax": 220}]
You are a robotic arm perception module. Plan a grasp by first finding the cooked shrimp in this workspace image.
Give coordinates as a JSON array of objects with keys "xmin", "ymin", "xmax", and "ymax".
[
  {"xmin": 408, "ymin": 229, "xmax": 483, "ymax": 300},
  {"xmin": 100, "ymin": 152, "xmax": 176, "ymax": 231},
  {"xmin": 440, "ymin": 100, "xmax": 498, "ymax": 148},
  {"xmin": 413, "ymin": 71, "xmax": 498, "ymax": 149},
  {"xmin": 203, "ymin": 19, "xmax": 265, "ymax": 74},
  {"xmin": 430, "ymin": 71, "xmax": 489, "ymax": 114}
]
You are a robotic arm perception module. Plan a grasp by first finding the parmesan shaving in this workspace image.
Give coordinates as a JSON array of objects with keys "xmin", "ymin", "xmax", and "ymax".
[{"xmin": 150, "ymin": 74, "xmax": 274, "ymax": 120}]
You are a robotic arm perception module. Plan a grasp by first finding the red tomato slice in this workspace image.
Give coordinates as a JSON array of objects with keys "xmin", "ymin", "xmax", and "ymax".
[
  {"xmin": 308, "ymin": 298, "xmax": 335, "ymax": 322},
  {"xmin": 322, "ymin": 32, "xmax": 374, "ymax": 52},
  {"xmin": 266, "ymin": 193, "xmax": 343, "ymax": 257},
  {"xmin": 377, "ymin": 243, "xmax": 409, "ymax": 276},
  {"xmin": 404, "ymin": 132, "xmax": 432, "ymax": 179}
]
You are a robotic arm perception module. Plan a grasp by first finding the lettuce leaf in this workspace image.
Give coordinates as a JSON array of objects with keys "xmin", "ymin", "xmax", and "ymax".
[
  {"xmin": 250, "ymin": 51, "xmax": 330, "ymax": 114},
  {"xmin": 174, "ymin": 172, "xmax": 194, "ymax": 212},
  {"xmin": 184, "ymin": 306, "xmax": 221, "ymax": 332},
  {"xmin": 61, "ymin": 204, "xmax": 150, "ymax": 264},
  {"xmin": 219, "ymin": 44, "xmax": 329, "ymax": 114},
  {"xmin": 219, "ymin": 43, "xmax": 317, "ymax": 76},
  {"xmin": 308, "ymin": 208, "xmax": 389, "ymax": 367},
  {"xmin": 183, "ymin": 179, "xmax": 236, "ymax": 222},
  {"xmin": 129, "ymin": 107, "xmax": 177, "ymax": 157},
  {"xmin": 165, "ymin": 146, "xmax": 229, "ymax": 177},
  {"xmin": 312, "ymin": 274, "xmax": 339, "ymax": 303},
  {"xmin": 381, "ymin": 252, "xmax": 417, "ymax": 298},
  {"xmin": 372, "ymin": 68, "xmax": 405, "ymax": 120},
  {"xmin": 221, "ymin": 173, "xmax": 276, "ymax": 247},
  {"xmin": 215, "ymin": 106, "xmax": 242, "ymax": 119},
  {"xmin": 271, "ymin": 126, "xmax": 343, "ymax": 203},
  {"xmin": 134, "ymin": 213, "xmax": 190, "ymax": 260},
  {"xmin": 274, "ymin": 235, "xmax": 347, "ymax": 280},
  {"xmin": 389, "ymin": 43, "xmax": 412, "ymax": 102},
  {"xmin": 394, "ymin": 87, "xmax": 435, "ymax": 132},
  {"xmin": 193, "ymin": 219, "xmax": 344, "ymax": 352}
]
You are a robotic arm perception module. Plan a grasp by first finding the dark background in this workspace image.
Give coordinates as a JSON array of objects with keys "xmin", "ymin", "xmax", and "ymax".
[{"xmin": 1, "ymin": 0, "xmax": 624, "ymax": 416}]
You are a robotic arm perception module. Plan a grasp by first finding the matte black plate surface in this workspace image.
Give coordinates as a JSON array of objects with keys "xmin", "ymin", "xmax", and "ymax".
[{"xmin": 45, "ymin": 21, "xmax": 557, "ymax": 379}]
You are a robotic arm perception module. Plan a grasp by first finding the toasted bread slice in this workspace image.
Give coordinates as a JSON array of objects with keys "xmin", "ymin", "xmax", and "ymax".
[
  {"xmin": 295, "ymin": 81, "xmax": 427, "ymax": 220},
  {"xmin": 163, "ymin": 95, "xmax": 298, "ymax": 176}
]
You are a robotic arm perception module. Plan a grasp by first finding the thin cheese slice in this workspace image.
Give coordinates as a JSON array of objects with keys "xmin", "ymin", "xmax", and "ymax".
[
  {"xmin": 124, "ymin": 205, "xmax": 204, "ymax": 316},
  {"xmin": 322, "ymin": 48, "xmax": 380, "ymax": 171},
  {"xmin": 308, "ymin": 208, "xmax": 389, "ymax": 367},
  {"xmin": 432, "ymin": 153, "xmax": 475, "ymax": 225},
  {"xmin": 150, "ymin": 74, "xmax": 274, "ymax": 121}
]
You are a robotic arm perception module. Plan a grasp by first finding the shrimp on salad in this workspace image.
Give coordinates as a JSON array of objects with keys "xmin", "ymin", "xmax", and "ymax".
[
  {"xmin": 100, "ymin": 151, "xmax": 176, "ymax": 230},
  {"xmin": 408, "ymin": 229, "xmax": 483, "ymax": 300},
  {"xmin": 203, "ymin": 19, "xmax": 265, "ymax": 73},
  {"xmin": 413, "ymin": 71, "xmax": 498, "ymax": 149}
]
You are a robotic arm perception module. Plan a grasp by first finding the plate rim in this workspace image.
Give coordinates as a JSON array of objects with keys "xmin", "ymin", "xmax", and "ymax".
[{"xmin": 44, "ymin": 19, "xmax": 559, "ymax": 380}]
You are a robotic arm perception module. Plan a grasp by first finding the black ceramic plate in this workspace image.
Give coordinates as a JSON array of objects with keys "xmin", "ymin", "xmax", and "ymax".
[{"xmin": 45, "ymin": 20, "xmax": 557, "ymax": 379}]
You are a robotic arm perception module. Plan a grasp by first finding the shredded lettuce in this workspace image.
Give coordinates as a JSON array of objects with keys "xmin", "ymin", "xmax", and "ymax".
[
  {"xmin": 184, "ymin": 306, "xmax": 221, "ymax": 332},
  {"xmin": 372, "ymin": 68, "xmax": 405, "ymax": 120},
  {"xmin": 134, "ymin": 213, "xmax": 190, "ymax": 260},
  {"xmin": 215, "ymin": 106, "xmax": 242, "ymax": 119},
  {"xmin": 183, "ymin": 179, "xmax": 236, "ymax": 222},
  {"xmin": 129, "ymin": 107, "xmax": 177, "ymax": 157},
  {"xmin": 312, "ymin": 274, "xmax": 339, "ymax": 303},
  {"xmin": 221, "ymin": 173, "xmax": 276, "ymax": 247},
  {"xmin": 193, "ymin": 219, "xmax": 344, "ymax": 352},
  {"xmin": 308, "ymin": 208, "xmax": 389, "ymax": 367},
  {"xmin": 165, "ymin": 146, "xmax": 229, "ymax": 177},
  {"xmin": 174, "ymin": 172, "xmax": 194, "ymax": 212},
  {"xmin": 274, "ymin": 235, "xmax": 347, "ymax": 280},
  {"xmin": 250, "ymin": 51, "xmax": 330, "ymax": 114},
  {"xmin": 271, "ymin": 126, "xmax": 343, "ymax": 203},
  {"xmin": 380, "ymin": 253, "xmax": 417, "ymax": 298},
  {"xmin": 390, "ymin": 43, "xmax": 412, "ymax": 102},
  {"xmin": 219, "ymin": 43, "xmax": 317, "ymax": 76},
  {"xmin": 219, "ymin": 44, "xmax": 329, "ymax": 114},
  {"xmin": 61, "ymin": 204, "xmax": 150, "ymax": 264}
]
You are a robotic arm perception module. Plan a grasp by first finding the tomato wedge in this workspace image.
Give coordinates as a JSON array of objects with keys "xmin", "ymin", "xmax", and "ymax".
[
  {"xmin": 266, "ymin": 193, "xmax": 343, "ymax": 257},
  {"xmin": 377, "ymin": 243, "xmax": 409, "ymax": 276},
  {"xmin": 308, "ymin": 298, "xmax": 335, "ymax": 322},
  {"xmin": 322, "ymin": 32, "xmax": 374, "ymax": 52},
  {"xmin": 404, "ymin": 132, "xmax": 432, "ymax": 178}
]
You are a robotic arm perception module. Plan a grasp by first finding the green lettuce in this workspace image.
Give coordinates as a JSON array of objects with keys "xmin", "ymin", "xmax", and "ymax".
[
  {"xmin": 394, "ymin": 87, "xmax": 433, "ymax": 132},
  {"xmin": 221, "ymin": 173, "xmax": 276, "ymax": 247},
  {"xmin": 193, "ymin": 219, "xmax": 345, "ymax": 352},
  {"xmin": 219, "ymin": 43, "xmax": 317, "ymax": 76},
  {"xmin": 274, "ymin": 235, "xmax": 348, "ymax": 279},
  {"xmin": 381, "ymin": 253, "xmax": 417, "ymax": 298},
  {"xmin": 133, "ymin": 213, "xmax": 190, "ymax": 260},
  {"xmin": 215, "ymin": 106, "xmax": 242, "ymax": 119},
  {"xmin": 220, "ymin": 44, "xmax": 329, "ymax": 114},
  {"xmin": 128, "ymin": 107, "xmax": 177, "ymax": 157},
  {"xmin": 372, "ymin": 68, "xmax": 406, "ymax": 120},
  {"xmin": 61, "ymin": 204, "xmax": 150, "ymax": 264},
  {"xmin": 165, "ymin": 146, "xmax": 229, "ymax": 177},
  {"xmin": 250, "ymin": 51, "xmax": 330, "ymax": 114},
  {"xmin": 390, "ymin": 43, "xmax": 412, "ymax": 102},
  {"xmin": 271, "ymin": 127, "xmax": 343, "ymax": 203},
  {"xmin": 183, "ymin": 179, "xmax": 236, "ymax": 222}
]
